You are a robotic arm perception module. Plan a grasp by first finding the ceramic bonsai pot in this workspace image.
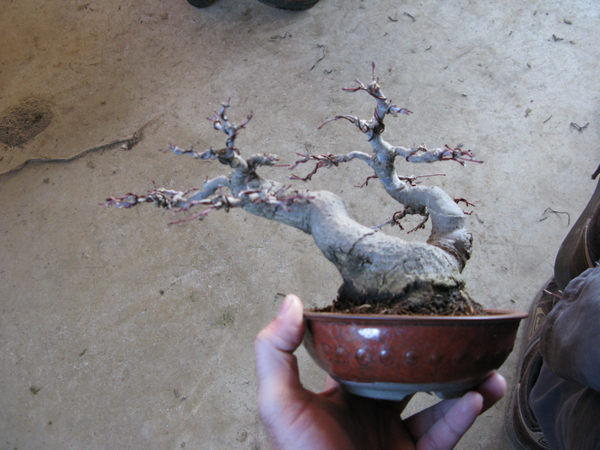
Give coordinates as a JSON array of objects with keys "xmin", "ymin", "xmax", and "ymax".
[{"xmin": 303, "ymin": 309, "xmax": 528, "ymax": 401}]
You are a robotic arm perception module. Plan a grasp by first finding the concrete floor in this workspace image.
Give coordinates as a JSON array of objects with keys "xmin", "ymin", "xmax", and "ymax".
[{"xmin": 1, "ymin": 0, "xmax": 599, "ymax": 448}]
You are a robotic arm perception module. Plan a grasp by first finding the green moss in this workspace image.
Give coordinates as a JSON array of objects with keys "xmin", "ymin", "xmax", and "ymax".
[
  {"xmin": 212, "ymin": 306, "xmax": 238, "ymax": 327},
  {"xmin": 30, "ymin": 386, "xmax": 41, "ymax": 395}
]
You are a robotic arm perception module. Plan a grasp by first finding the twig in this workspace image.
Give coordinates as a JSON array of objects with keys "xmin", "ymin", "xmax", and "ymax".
[
  {"xmin": 371, "ymin": 209, "xmax": 429, "ymax": 233},
  {"xmin": 289, "ymin": 151, "xmax": 339, "ymax": 181},
  {"xmin": 540, "ymin": 207, "xmax": 571, "ymax": 226},
  {"xmin": 543, "ymin": 289, "xmax": 563, "ymax": 300},
  {"xmin": 407, "ymin": 214, "xmax": 429, "ymax": 233},
  {"xmin": 454, "ymin": 198, "xmax": 475, "ymax": 207},
  {"xmin": 355, "ymin": 175, "xmax": 379, "ymax": 188},
  {"xmin": 543, "ymin": 115, "xmax": 552, "ymax": 124},
  {"xmin": 309, "ymin": 45, "xmax": 326, "ymax": 71},
  {"xmin": 270, "ymin": 32, "xmax": 292, "ymax": 40},
  {"xmin": 570, "ymin": 122, "xmax": 589, "ymax": 132},
  {"xmin": 397, "ymin": 173, "xmax": 445, "ymax": 186}
]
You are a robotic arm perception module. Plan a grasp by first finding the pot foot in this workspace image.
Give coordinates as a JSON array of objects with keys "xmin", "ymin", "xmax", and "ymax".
[{"xmin": 336, "ymin": 378, "xmax": 486, "ymax": 401}]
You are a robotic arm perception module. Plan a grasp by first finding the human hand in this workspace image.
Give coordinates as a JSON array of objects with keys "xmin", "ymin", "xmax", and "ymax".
[{"xmin": 255, "ymin": 294, "xmax": 507, "ymax": 450}]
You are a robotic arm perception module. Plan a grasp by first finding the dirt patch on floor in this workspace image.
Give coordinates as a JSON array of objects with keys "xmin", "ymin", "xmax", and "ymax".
[{"xmin": 0, "ymin": 97, "xmax": 53, "ymax": 146}]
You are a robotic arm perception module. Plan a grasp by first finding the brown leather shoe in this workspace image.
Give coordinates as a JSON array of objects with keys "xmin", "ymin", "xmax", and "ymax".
[
  {"xmin": 554, "ymin": 164, "xmax": 600, "ymax": 290},
  {"xmin": 506, "ymin": 278, "xmax": 558, "ymax": 450},
  {"xmin": 256, "ymin": 0, "xmax": 320, "ymax": 10}
]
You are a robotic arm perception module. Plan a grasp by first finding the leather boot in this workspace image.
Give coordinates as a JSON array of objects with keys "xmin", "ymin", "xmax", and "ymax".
[
  {"xmin": 554, "ymin": 165, "xmax": 600, "ymax": 291},
  {"xmin": 506, "ymin": 278, "xmax": 557, "ymax": 450},
  {"xmin": 508, "ymin": 164, "xmax": 600, "ymax": 449}
]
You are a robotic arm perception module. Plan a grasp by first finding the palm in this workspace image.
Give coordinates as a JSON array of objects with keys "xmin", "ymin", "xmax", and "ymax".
[
  {"xmin": 275, "ymin": 386, "xmax": 414, "ymax": 450},
  {"xmin": 260, "ymin": 375, "xmax": 501, "ymax": 450}
]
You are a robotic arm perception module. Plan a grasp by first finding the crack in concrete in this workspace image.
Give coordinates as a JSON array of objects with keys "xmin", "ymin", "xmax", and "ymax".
[{"xmin": 0, "ymin": 118, "xmax": 158, "ymax": 179}]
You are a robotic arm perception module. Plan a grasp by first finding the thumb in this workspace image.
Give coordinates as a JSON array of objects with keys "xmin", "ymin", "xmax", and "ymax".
[{"xmin": 255, "ymin": 294, "xmax": 306, "ymax": 411}]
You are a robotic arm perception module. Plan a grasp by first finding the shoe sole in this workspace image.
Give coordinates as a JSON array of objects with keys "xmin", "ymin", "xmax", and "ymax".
[
  {"xmin": 505, "ymin": 384, "xmax": 550, "ymax": 449},
  {"xmin": 505, "ymin": 278, "xmax": 556, "ymax": 450}
]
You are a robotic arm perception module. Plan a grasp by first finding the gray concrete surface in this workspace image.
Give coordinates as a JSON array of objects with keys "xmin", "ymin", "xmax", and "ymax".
[{"xmin": 1, "ymin": 0, "xmax": 599, "ymax": 448}]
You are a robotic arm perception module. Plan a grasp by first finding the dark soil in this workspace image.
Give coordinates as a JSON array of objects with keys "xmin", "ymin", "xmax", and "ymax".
[
  {"xmin": 313, "ymin": 283, "xmax": 487, "ymax": 316},
  {"xmin": 0, "ymin": 97, "xmax": 53, "ymax": 146}
]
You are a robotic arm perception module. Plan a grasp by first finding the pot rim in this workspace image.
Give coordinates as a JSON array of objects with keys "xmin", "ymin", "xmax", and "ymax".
[{"xmin": 303, "ymin": 308, "xmax": 528, "ymax": 323}]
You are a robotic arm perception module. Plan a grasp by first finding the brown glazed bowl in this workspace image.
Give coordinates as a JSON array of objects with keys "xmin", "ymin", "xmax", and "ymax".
[{"xmin": 303, "ymin": 309, "xmax": 528, "ymax": 401}]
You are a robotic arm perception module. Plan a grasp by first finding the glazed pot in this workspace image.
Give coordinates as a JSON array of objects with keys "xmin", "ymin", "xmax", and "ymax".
[{"xmin": 303, "ymin": 309, "xmax": 528, "ymax": 401}]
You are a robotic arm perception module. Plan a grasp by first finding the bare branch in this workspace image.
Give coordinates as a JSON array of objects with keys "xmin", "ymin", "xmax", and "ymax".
[
  {"xmin": 340, "ymin": 62, "xmax": 412, "ymax": 122},
  {"xmin": 371, "ymin": 208, "xmax": 429, "ymax": 233},
  {"xmin": 101, "ymin": 181, "xmax": 201, "ymax": 209},
  {"xmin": 393, "ymin": 144, "xmax": 483, "ymax": 166},
  {"xmin": 316, "ymin": 64, "xmax": 480, "ymax": 270},
  {"xmin": 169, "ymin": 193, "xmax": 245, "ymax": 225},
  {"xmin": 318, "ymin": 115, "xmax": 372, "ymax": 133},
  {"xmin": 247, "ymin": 153, "xmax": 280, "ymax": 170},
  {"xmin": 454, "ymin": 198, "xmax": 476, "ymax": 208},
  {"xmin": 355, "ymin": 175, "xmax": 379, "ymax": 188},
  {"xmin": 187, "ymin": 176, "xmax": 229, "ymax": 202},
  {"xmin": 167, "ymin": 144, "xmax": 221, "ymax": 161},
  {"xmin": 290, "ymin": 150, "xmax": 372, "ymax": 182}
]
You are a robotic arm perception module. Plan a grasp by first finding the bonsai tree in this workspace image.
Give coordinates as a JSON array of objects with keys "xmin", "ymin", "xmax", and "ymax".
[{"xmin": 104, "ymin": 65, "xmax": 484, "ymax": 316}]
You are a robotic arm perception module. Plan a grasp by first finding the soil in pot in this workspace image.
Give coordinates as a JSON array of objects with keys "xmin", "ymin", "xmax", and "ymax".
[{"xmin": 314, "ymin": 283, "xmax": 487, "ymax": 316}]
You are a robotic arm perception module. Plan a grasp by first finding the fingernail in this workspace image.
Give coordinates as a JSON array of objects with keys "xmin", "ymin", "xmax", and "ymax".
[{"xmin": 277, "ymin": 295, "xmax": 294, "ymax": 318}]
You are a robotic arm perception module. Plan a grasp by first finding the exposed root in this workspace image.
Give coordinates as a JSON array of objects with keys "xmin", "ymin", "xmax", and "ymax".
[{"xmin": 315, "ymin": 283, "xmax": 487, "ymax": 316}]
